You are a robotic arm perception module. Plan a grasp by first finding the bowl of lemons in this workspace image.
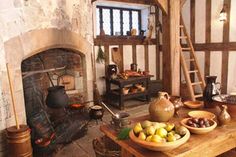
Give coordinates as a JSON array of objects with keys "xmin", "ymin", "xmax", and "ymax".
[{"xmin": 129, "ymin": 120, "xmax": 190, "ymax": 151}]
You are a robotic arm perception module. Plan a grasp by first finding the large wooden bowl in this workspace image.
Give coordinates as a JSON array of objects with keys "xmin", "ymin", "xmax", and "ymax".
[
  {"xmin": 188, "ymin": 110, "xmax": 216, "ymax": 120},
  {"xmin": 181, "ymin": 118, "xmax": 217, "ymax": 134},
  {"xmin": 129, "ymin": 129, "xmax": 190, "ymax": 151}
]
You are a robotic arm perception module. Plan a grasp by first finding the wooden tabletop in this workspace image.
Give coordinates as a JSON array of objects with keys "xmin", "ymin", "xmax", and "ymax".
[{"xmin": 100, "ymin": 109, "xmax": 236, "ymax": 157}]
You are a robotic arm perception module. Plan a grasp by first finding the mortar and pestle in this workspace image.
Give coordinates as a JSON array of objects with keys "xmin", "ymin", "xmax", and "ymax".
[
  {"xmin": 5, "ymin": 64, "xmax": 33, "ymax": 157},
  {"xmin": 101, "ymin": 102, "xmax": 131, "ymax": 130}
]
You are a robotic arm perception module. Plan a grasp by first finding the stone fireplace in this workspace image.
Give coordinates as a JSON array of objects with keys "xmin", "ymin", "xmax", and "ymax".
[{"xmin": 0, "ymin": 28, "xmax": 94, "ymax": 155}]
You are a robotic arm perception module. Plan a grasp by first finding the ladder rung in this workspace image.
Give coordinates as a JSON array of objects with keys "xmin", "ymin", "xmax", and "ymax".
[
  {"xmin": 188, "ymin": 70, "xmax": 198, "ymax": 73},
  {"xmin": 180, "ymin": 25, "xmax": 184, "ymax": 28},
  {"xmin": 180, "ymin": 36, "xmax": 187, "ymax": 39},
  {"xmin": 186, "ymin": 59, "xmax": 195, "ymax": 62},
  {"xmin": 194, "ymin": 94, "xmax": 203, "ymax": 98},
  {"xmin": 191, "ymin": 82, "xmax": 203, "ymax": 86},
  {"xmin": 182, "ymin": 47, "xmax": 191, "ymax": 51}
]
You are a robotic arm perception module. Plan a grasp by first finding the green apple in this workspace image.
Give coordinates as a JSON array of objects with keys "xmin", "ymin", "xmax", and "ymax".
[
  {"xmin": 165, "ymin": 123, "xmax": 175, "ymax": 132},
  {"xmin": 138, "ymin": 132, "xmax": 146, "ymax": 141},
  {"xmin": 133, "ymin": 123, "xmax": 143, "ymax": 134},
  {"xmin": 146, "ymin": 126, "xmax": 155, "ymax": 135},
  {"xmin": 146, "ymin": 135, "xmax": 152, "ymax": 142},
  {"xmin": 174, "ymin": 134, "xmax": 181, "ymax": 140},
  {"xmin": 156, "ymin": 128, "xmax": 168, "ymax": 138},
  {"xmin": 151, "ymin": 135, "xmax": 162, "ymax": 143},
  {"xmin": 141, "ymin": 120, "xmax": 152, "ymax": 129},
  {"xmin": 152, "ymin": 122, "xmax": 166, "ymax": 130},
  {"xmin": 175, "ymin": 126, "xmax": 188, "ymax": 136},
  {"xmin": 166, "ymin": 134, "xmax": 176, "ymax": 142}
]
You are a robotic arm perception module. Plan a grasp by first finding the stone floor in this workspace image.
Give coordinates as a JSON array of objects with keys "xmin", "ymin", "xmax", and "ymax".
[{"xmin": 51, "ymin": 100, "xmax": 149, "ymax": 157}]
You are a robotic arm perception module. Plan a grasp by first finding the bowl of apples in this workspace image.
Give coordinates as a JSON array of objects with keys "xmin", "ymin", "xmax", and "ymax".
[{"xmin": 129, "ymin": 120, "xmax": 190, "ymax": 151}]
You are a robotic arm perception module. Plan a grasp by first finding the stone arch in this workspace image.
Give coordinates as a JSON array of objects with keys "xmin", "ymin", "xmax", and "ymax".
[{"xmin": 3, "ymin": 28, "xmax": 92, "ymax": 125}]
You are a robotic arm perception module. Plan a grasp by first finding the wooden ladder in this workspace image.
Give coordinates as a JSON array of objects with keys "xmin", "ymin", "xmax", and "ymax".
[{"xmin": 180, "ymin": 15, "xmax": 206, "ymax": 101}]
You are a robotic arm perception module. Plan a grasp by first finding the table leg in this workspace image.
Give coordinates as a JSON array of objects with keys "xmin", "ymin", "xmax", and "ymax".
[
  {"xmin": 121, "ymin": 148, "xmax": 134, "ymax": 157},
  {"xmin": 119, "ymin": 97, "xmax": 124, "ymax": 110}
]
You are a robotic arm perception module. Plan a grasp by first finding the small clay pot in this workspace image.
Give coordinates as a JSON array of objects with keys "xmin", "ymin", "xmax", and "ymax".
[
  {"xmin": 170, "ymin": 96, "xmax": 184, "ymax": 117},
  {"xmin": 218, "ymin": 105, "xmax": 231, "ymax": 126}
]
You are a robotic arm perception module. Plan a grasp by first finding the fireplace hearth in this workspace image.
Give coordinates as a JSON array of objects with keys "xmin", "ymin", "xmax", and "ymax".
[{"xmin": 21, "ymin": 48, "xmax": 90, "ymax": 155}]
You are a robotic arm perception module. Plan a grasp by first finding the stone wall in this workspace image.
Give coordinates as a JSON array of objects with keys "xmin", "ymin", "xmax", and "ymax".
[{"xmin": 0, "ymin": 0, "xmax": 94, "ymax": 138}]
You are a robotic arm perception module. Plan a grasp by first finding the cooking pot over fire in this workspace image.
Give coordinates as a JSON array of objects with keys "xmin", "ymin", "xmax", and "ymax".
[{"xmin": 46, "ymin": 86, "xmax": 69, "ymax": 108}]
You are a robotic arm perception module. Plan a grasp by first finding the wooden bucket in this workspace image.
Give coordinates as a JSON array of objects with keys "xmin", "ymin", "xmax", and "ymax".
[
  {"xmin": 6, "ymin": 125, "xmax": 32, "ymax": 157},
  {"xmin": 0, "ymin": 130, "xmax": 7, "ymax": 157}
]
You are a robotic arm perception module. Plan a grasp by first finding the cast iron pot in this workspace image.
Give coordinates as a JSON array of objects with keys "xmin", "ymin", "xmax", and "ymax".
[
  {"xmin": 46, "ymin": 86, "xmax": 69, "ymax": 108},
  {"xmin": 89, "ymin": 105, "xmax": 104, "ymax": 120}
]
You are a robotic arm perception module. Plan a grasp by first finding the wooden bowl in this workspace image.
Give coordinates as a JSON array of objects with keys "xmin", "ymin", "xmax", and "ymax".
[
  {"xmin": 181, "ymin": 118, "xmax": 217, "ymax": 134},
  {"xmin": 184, "ymin": 101, "xmax": 203, "ymax": 109},
  {"xmin": 129, "ymin": 129, "xmax": 190, "ymax": 151},
  {"xmin": 188, "ymin": 110, "xmax": 216, "ymax": 120}
]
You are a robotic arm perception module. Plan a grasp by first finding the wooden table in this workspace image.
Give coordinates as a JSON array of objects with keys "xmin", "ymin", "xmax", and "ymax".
[
  {"xmin": 100, "ymin": 110, "xmax": 236, "ymax": 157},
  {"xmin": 105, "ymin": 76, "xmax": 151, "ymax": 110}
]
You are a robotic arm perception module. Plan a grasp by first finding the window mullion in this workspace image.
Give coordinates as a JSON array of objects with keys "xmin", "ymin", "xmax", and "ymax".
[
  {"xmin": 110, "ymin": 9, "xmax": 113, "ymax": 35},
  {"xmin": 99, "ymin": 8, "xmax": 103, "ymax": 34},
  {"xmin": 129, "ymin": 10, "xmax": 132, "ymax": 31},
  {"xmin": 120, "ymin": 9, "xmax": 123, "ymax": 36},
  {"xmin": 138, "ymin": 10, "xmax": 142, "ymax": 34}
]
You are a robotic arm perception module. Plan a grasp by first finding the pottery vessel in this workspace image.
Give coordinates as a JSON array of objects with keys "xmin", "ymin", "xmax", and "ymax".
[
  {"xmin": 149, "ymin": 92, "xmax": 175, "ymax": 122},
  {"xmin": 218, "ymin": 105, "xmax": 231, "ymax": 126},
  {"xmin": 170, "ymin": 96, "xmax": 183, "ymax": 117},
  {"xmin": 203, "ymin": 76, "xmax": 221, "ymax": 108}
]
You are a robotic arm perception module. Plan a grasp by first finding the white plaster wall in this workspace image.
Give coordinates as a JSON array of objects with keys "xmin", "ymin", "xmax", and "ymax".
[
  {"xmin": 195, "ymin": 51, "xmax": 205, "ymax": 92},
  {"xmin": 227, "ymin": 52, "xmax": 236, "ymax": 93},
  {"xmin": 123, "ymin": 45, "xmax": 133, "ymax": 70},
  {"xmin": 210, "ymin": 51, "xmax": 222, "ymax": 83},
  {"xmin": 136, "ymin": 45, "xmax": 145, "ymax": 71},
  {"xmin": 195, "ymin": 0, "xmax": 206, "ymax": 43},
  {"xmin": 230, "ymin": 0, "xmax": 236, "ymax": 41},
  {"xmin": 148, "ymin": 45, "xmax": 156, "ymax": 80},
  {"xmin": 211, "ymin": 0, "xmax": 224, "ymax": 43}
]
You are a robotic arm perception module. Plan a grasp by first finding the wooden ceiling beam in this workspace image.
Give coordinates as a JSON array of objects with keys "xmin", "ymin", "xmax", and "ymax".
[
  {"xmin": 180, "ymin": 0, "xmax": 187, "ymax": 7},
  {"xmin": 92, "ymin": 0, "xmax": 155, "ymax": 5},
  {"xmin": 154, "ymin": 0, "xmax": 168, "ymax": 15}
]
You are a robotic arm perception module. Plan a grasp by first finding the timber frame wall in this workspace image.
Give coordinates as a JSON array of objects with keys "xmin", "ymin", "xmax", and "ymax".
[{"xmin": 183, "ymin": 0, "xmax": 233, "ymax": 94}]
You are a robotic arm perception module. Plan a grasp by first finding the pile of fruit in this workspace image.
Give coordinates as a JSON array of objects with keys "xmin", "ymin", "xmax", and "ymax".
[
  {"xmin": 186, "ymin": 117, "xmax": 211, "ymax": 128},
  {"xmin": 132, "ymin": 120, "xmax": 188, "ymax": 143}
]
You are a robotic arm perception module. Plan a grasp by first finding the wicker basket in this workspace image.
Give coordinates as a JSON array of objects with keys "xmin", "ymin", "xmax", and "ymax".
[{"xmin": 92, "ymin": 136, "xmax": 121, "ymax": 157}]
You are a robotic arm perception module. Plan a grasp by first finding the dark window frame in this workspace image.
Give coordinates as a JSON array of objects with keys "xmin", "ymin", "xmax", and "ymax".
[{"xmin": 97, "ymin": 6, "xmax": 142, "ymax": 36}]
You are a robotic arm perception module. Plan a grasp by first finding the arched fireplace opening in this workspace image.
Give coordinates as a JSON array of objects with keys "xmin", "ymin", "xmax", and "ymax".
[{"xmin": 21, "ymin": 48, "xmax": 90, "ymax": 154}]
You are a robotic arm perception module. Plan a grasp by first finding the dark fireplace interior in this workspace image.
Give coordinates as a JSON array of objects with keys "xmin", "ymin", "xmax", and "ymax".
[{"xmin": 21, "ymin": 48, "xmax": 90, "ymax": 155}]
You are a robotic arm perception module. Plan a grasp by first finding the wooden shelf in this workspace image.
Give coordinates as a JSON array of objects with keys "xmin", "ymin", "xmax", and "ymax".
[{"xmin": 94, "ymin": 35, "xmax": 157, "ymax": 45}]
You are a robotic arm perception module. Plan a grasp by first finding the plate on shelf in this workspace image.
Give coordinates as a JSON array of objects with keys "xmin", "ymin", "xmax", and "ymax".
[{"xmin": 184, "ymin": 101, "xmax": 203, "ymax": 109}]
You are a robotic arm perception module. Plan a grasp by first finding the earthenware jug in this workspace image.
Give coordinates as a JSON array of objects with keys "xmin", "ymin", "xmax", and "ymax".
[
  {"xmin": 218, "ymin": 105, "xmax": 231, "ymax": 126},
  {"xmin": 149, "ymin": 92, "xmax": 175, "ymax": 122},
  {"xmin": 203, "ymin": 76, "xmax": 221, "ymax": 108}
]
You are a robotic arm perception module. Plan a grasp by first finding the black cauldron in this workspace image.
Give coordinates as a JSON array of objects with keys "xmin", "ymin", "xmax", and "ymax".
[
  {"xmin": 46, "ymin": 86, "xmax": 69, "ymax": 108},
  {"xmin": 89, "ymin": 105, "xmax": 104, "ymax": 120}
]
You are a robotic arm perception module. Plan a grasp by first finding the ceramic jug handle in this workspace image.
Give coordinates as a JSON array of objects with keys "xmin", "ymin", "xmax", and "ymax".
[
  {"xmin": 215, "ymin": 82, "xmax": 221, "ymax": 91},
  {"xmin": 163, "ymin": 92, "xmax": 170, "ymax": 100}
]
